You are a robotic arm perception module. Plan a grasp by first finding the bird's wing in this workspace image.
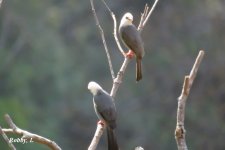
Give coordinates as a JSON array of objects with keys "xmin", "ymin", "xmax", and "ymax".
[
  {"xmin": 120, "ymin": 25, "xmax": 144, "ymax": 54},
  {"xmin": 94, "ymin": 91, "xmax": 117, "ymax": 129},
  {"xmin": 99, "ymin": 108, "xmax": 116, "ymax": 129}
]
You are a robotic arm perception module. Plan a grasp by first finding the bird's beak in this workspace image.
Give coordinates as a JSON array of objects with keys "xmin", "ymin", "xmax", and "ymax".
[{"xmin": 125, "ymin": 16, "xmax": 132, "ymax": 22}]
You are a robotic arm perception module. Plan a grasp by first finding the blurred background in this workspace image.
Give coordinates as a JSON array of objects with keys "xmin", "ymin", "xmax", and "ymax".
[{"xmin": 0, "ymin": 0, "xmax": 225, "ymax": 149}]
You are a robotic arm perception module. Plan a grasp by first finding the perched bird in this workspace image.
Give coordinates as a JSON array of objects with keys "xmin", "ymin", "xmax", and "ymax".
[
  {"xmin": 88, "ymin": 81, "xmax": 119, "ymax": 150},
  {"xmin": 119, "ymin": 12, "xmax": 145, "ymax": 81}
]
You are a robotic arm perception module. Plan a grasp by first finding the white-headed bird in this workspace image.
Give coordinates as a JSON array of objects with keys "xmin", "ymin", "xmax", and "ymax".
[
  {"xmin": 119, "ymin": 12, "xmax": 145, "ymax": 81},
  {"xmin": 88, "ymin": 81, "xmax": 119, "ymax": 150}
]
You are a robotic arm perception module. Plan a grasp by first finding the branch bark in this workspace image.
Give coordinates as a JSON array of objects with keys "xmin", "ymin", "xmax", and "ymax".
[
  {"xmin": 138, "ymin": 0, "xmax": 159, "ymax": 32},
  {"xmin": 0, "ymin": 126, "xmax": 16, "ymax": 150},
  {"xmin": 175, "ymin": 50, "xmax": 205, "ymax": 150},
  {"xmin": 1, "ymin": 114, "xmax": 62, "ymax": 150},
  {"xmin": 88, "ymin": 123, "xmax": 105, "ymax": 150},
  {"xmin": 101, "ymin": 0, "xmax": 125, "ymax": 56}
]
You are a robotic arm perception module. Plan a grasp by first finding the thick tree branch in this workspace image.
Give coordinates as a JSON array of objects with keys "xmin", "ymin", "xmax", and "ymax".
[
  {"xmin": 1, "ymin": 114, "xmax": 62, "ymax": 150},
  {"xmin": 175, "ymin": 50, "xmax": 205, "ymax": 150}
]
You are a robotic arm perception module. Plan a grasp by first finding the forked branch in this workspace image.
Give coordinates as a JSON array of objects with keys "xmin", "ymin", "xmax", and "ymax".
[
  {"xmin": 138, "ymin": 0, "xmax": 159, "ymax": 32},
  {"xmin": 1, "ymin": 114, "xmax": 62, "ymax": 150},
  {"xmin": 101, "ymin": 0, "xmax": 125, "ymax": 56},
  {"xmin": 175, "ymin": 50, "xmax": 205, "ymax": 150},
  {"xmin": 0, "ymin": 126, "xmax": 16, "ymax": 150}
]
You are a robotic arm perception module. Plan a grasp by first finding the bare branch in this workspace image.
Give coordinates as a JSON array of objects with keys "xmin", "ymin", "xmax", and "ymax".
[
  {"xmin": 138, "ymin": 0, "xmax": 159, "ymax": 32},
  {"xmin": 4, "ymin": 114, "xmax": 17, "ymax": 129},
  {"xmin": 90, "ymin": 0, "xmax": 115, "ymax": 80},
  {"xmin": 142, "ymin": 0, "xmax": 159, "ymax": 27},
  {"xmin": 101, "ymin": 0, "xmax": 126, "ymax": 56},
  {"xmin": 2, "ymin": 114, "xmax": 62, "ymax": 150},
  {"xmin": 175, "ymin": 50, "xmax": 205, "ymax": 150},
  {"xmin": 189, "ymin": 50, "xmax": 205, "ymax": 87},
  {"xmin": 110, "ymin": 57, "xmax": 130, "ymax": 98},
  {"xmin": 0, "ymin": 126, "xmax": 16, "ymax": 150},
  {"xmin": 181, "ymin": 76, "xmax": 190, "ymax": 96},
  {"xmin": 138, "ymin": 4, "xmax": 149, "ymax": 31},
  {"xmin": 88, "ymin": 123, "xmax": 105, "ymax": 150}
]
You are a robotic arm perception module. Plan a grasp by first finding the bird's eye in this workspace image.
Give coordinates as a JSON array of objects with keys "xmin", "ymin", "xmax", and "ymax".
[{"xmin": 126, "ymin": 16, "xmax": 129, "ymax": 19}]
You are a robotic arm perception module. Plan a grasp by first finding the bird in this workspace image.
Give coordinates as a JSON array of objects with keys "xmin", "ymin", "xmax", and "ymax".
[
  {"xmin": 119, "ymin": 12, "xmax": 145, "ymax": 81},
  {"xmin": 88, "ymin": 81, "xmax": 119, "ymax": 150}
]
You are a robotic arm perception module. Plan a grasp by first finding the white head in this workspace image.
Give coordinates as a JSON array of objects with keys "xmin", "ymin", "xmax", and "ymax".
[
  {"xmin": 120, "ymin": 12, "xmax": 133, "ymax": 26},
  {"xmin": 88, "ymin": 81, "xmax": 103, "ymax": 95}
]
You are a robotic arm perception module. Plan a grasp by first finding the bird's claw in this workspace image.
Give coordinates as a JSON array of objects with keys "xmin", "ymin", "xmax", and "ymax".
[
  {"xmin": 126, "ymin": 50, "xmax": 135, "ymax": 59},
  {"xmin": 98, "ymin": 120, "xmax": 105, "ymax": 127}
]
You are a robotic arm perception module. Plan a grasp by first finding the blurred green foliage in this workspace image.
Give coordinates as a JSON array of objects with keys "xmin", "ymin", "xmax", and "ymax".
[{"xmin": 0, "ymin": 0, "xmax": 225, "ymax": 149}]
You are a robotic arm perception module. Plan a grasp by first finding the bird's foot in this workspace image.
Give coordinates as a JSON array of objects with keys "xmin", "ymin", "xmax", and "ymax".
[
  {"xmin": 126, "ymin": 50, "xmax": 135, "ymax": 59},
  {"xmin": 98, "ymin": 120, "xmax": 105, "ymax": 127}
]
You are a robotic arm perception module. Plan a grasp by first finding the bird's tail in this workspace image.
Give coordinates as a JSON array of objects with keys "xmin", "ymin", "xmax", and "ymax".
[
  {"xmin": 107, "ymin": 127, "xmax": 119, "ymax": 150},
  {"xmin": 136, "ymin": 58, "xmax": 142, "ymax": 81}
]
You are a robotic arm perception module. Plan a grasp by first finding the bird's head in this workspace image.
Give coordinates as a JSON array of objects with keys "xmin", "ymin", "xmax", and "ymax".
[
  {"xmin": 88, "ymin": 81, "xmax": 102, "ymax": 95},
  {"xmin": 121, "ymin": 12, "xmax": 133, "ymax": 25}
]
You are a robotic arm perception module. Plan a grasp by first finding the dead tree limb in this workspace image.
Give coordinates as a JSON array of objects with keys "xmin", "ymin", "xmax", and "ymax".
[
  {"xmin": 1, "ymin": 114, "xmax": 62, "ymax": 150},
  {"xmin": 175, "ymin": 50, "xmax": 205, "ymax": 150},
  {"xmin": 0, "ymin": 126, "xmax": 16, "ymax": 150},
  {"xmin": 101, "ymin": 0, "xmax": 125, "ymax": 56},
  {"xmin": 138, "ymin": 0, "xmax": 159, "ymax": 32},
  {"xmin": 89, "ymin": 0, "xmax": 159, "ymax": 149},
  {"xmin": 88, "ymin": 122, "xmax": 105, "ymax": 150}
]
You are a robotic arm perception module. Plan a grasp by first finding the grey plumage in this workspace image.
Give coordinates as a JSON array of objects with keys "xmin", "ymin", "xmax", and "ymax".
[
  {"xmin": 119, "ymin": 12, "xmax": 145, "ymax": 81},
  {"xmin": 93, "ymin": 89, "xmax": 117, "ymax": 129},
  {"xmin": 119, "ymin": 24, "xmax": 144, "ymax": 58},
  {"xmin": 88, "ymin": 81, "xmax": 118, "ymax": 150}
]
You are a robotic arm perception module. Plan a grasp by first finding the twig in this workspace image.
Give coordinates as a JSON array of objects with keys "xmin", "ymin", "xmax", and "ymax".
[
  {"xmin": 138, "ymin": 0, "xmax": 159, "ymax": 32},
  {"xmin": 175, "ymin": 50, "xmax": 205, "ymax": 150},
  {"xmin": 2, "ymin": 114, "xmax": 62, "ymax": 150},
  {"xmin": 138, "ymin": 4, "xmax": 149, "ymax": 31},
  {"xmin": 101, "ymin": 0, "xmax": 125, "ymax": 56},
  {"xmin": 0, "ymin": 126, "xmax": 16, "ymax": 150},
  {"xmin": 90, "ymin": 0, "xmax": 115, "ymax": 80}
]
